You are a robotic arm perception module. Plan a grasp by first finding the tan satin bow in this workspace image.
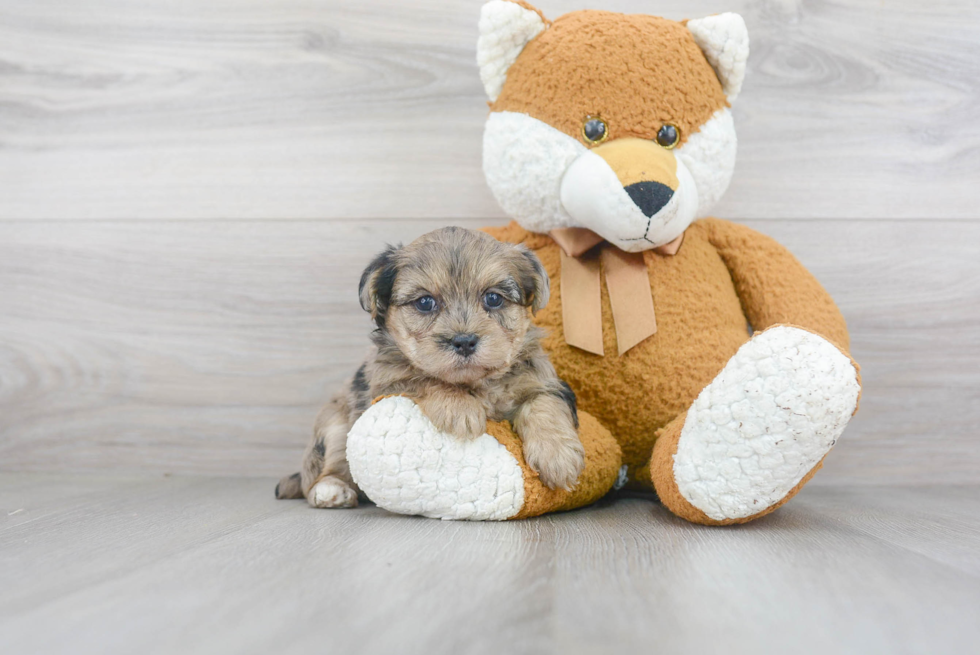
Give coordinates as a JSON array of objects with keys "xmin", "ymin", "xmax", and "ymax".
[{"xmin": 550, "ymin": 227, "xmax": 683, "ymax": 356}]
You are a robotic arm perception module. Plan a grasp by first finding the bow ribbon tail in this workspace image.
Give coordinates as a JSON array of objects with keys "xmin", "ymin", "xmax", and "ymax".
[
  {"xmin": 551, "ymin": 228, "xmax": 670, "ymax": 357},
  {"xmin": 600, "ymin": 248, "xmax": 658, "ymax": 355},
  {"xmin": 559, "ymin": 248, "xmax": 605, "ymax": 356}
]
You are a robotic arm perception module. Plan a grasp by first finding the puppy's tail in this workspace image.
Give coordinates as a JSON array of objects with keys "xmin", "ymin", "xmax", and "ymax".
[{"xmin": 275, "ymin": 472, "xmax": 304, "ymax": 500}]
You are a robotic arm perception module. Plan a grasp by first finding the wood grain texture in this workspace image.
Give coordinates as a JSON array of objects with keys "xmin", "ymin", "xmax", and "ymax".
[
  {"xmin": 1, "ymin": 218, "xmax": 977, "ymax": 483},
  {"xmin": 1, "ymin": 0, "xmax": 979, "ymax": 220},
  {"xmin": 1, "ymin": 474, "xmax": 978, "ymax": 655}
]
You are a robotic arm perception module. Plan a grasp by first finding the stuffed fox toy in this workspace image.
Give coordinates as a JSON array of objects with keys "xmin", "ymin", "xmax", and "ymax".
[{"xmin": 345, "ymin": 1, "xmax": 861, "ymax": 525}]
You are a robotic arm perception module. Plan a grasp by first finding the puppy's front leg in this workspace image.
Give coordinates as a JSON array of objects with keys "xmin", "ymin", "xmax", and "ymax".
[
  {"xmin": 303, "ymin": 394, "xmax": 360, "ymax": 509},
  {"xmin": 418, "ymin": 386, "xmax": 487, "ymax": 439},
  {"xmin": 514, "ymin": 393, "xmax": 585, "ymax": 490}
]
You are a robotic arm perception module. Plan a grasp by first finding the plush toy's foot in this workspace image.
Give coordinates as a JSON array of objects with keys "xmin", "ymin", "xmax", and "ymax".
[
  {"xmin": 650, "ymin": 325, "xmax": 861, "ymax": 525},
  {"xmin": 346, "ymin": 396, "xmax": 622, "ymax": 521}
]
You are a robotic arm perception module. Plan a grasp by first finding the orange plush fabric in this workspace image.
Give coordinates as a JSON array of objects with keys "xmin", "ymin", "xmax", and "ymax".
[
  {"xmin": 647, "ymin": 407, "xmax": 830, "ymax": 525},
  {"xmin": 705, "ymin": 218, "xmax": 851, "ymax": 350},
  {"xmin": 484, "ymin": 220, "xmax": 853, "ymax": 489},
  {"xmin": 491, "ymin": 10, "xmax": 728, "ymax": 148},
  {"xmin": 486, "ymin": 411, "xmax": 623, "ymax": 520},
  {"xmin": 373, "ymin": 393, "xmax": 623, "ymax": 519}
]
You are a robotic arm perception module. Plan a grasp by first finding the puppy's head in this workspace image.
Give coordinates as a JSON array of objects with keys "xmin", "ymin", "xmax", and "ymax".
[{"xmin": 359, "ymin": 227, "xmax": 548, "ymax": 385}]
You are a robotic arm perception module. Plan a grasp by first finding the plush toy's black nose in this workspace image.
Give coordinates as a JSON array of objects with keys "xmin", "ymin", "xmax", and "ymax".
[
  {"xmin": 624, "ymin": 181, "xmax": 674, "ymax": 218},
  {"xmin": 451, "ymin": 333, "xmax": 480, "ymax": 357}
]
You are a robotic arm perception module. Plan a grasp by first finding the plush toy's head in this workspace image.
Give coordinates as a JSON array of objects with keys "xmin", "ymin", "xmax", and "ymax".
[{"xmin": 479, "ymin": 1, "xmax": 748, "ymax": 251}]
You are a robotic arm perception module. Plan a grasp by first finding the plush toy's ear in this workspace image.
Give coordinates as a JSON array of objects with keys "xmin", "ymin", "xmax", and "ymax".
[
  {"xmin": 358, "ymin": 245, "xmax": 401, "ymax": 328},
  {"xmin": 687, "ymin": 13, "xmax": 750, "ymax": 102},
  {"xmin": 477, "ymin": 0, "xmax": 548, "ymax": 102}
]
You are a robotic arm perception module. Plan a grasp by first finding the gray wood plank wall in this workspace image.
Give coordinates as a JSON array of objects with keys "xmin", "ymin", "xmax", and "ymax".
[{"xmin": 1, "ymin": 0, "xmax": 978, "ymax": 483}]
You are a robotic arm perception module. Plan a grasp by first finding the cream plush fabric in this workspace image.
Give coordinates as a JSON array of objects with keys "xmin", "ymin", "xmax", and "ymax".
[
  {"xmin": 347, "ymin": 396, "xmax": 525, "ymax": 521},
  {"xmin": 686, "ymin": 13, "xmax": 750, "ymax": 102},
  {"xmin": 477, "ymin": 0, "xmax": 547, "ymax": 102},
  {"xmin": 673, "ymin": 326, "xmax": 861, "ymax": 520}
]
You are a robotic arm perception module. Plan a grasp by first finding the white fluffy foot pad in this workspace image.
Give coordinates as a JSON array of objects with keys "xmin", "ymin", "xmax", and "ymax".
[
  {"xmin": 346, "ymin": 396, "xmax": 525, "ymax": 521},
  {"xmin": 673, "ymin": 326, "xmax": 860, "ymax": 521}
]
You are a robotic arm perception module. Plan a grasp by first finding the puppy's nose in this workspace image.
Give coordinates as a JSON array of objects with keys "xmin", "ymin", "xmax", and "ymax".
[{"xmin": 451, "ymin": 333, "xmax": 480, "ymax": 357}]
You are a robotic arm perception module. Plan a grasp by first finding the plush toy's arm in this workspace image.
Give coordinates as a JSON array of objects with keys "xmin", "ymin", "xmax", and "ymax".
[{"xmin": 704, "ymin": 218, "xmax": 850, "ymax": 352}]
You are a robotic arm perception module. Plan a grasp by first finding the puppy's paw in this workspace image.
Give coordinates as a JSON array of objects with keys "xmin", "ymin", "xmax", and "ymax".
[
  {"xmin": 307, "ymin": 477, "xmax": 358, "ymax": 509},
  {"xmin": 420, "ymin": 397, "xmax": 487, "ymax": 440},
  {"xmin": 522, "ymin": 425, "xmax": 586, "ymax": 491}
]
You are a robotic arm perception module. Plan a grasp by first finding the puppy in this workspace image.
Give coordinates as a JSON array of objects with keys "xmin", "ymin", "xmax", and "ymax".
[{"xmin": 276, "ymin": 227, "xmax": 585, "ymax": 509}]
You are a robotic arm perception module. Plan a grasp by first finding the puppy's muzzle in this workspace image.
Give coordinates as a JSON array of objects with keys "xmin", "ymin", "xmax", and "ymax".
[{"xmin": 450, "ymin": 333, "xmax": 480, "ymax": 358}]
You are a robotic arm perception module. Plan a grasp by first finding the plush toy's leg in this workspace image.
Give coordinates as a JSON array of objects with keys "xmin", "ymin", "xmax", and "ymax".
[
  {"xmin": 346, "ymin": 396, "xmax": 622, "ymax": 521},
  {"xmin": 492, "ymin": 412, "xmax": 623, "ymax": 519},
  {"xmin": 649, "ymin": 325, "xmax": 861, "ymax": 525}
]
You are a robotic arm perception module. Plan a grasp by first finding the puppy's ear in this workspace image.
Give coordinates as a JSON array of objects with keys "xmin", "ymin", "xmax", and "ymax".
[
  {"xmin": 358, "ymin": 245, "xmax": 401, "ymax": 327},
  {"xmin": 513, "ymin": 245, "xmax": 550, "ymax": 314}
]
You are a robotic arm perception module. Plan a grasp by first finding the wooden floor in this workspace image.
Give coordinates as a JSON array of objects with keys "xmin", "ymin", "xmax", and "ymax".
[{"xmin": 1, "ymin": 473, "xmax": 978, "ymax": 655}]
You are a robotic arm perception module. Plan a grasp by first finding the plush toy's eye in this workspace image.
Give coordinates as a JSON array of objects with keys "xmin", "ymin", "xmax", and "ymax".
[
  {"xmin": 582, "ymin": 117, "xmax": 609, "ymax": 144},
  {"xmin": 657, "ymin": 123, "xmax": 680, "ymax": 149},
  {"xmin": 483, "ymin": 291, "xmax": 504, "ymax": 309},
  {"xmin": 414, "ymin": 296, "xmax": 437, "ymax": 312}
]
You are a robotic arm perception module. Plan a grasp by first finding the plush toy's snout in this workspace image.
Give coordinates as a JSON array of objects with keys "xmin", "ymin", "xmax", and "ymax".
[
  {"xmin": 559, "ymin": 137, "xmax": 699, "ymax": 252},
  {"xmin": 588, "ymin": 138, "xmax": 678, "ymax": 217}
]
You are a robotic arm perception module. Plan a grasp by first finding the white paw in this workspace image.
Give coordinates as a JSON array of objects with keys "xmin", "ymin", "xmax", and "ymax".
[
  {"xmin": 673, "ymin": 326, "xmax": 860, "ymax": 520},
  {"xmin": 308, "ymin": 479, "xmax": 358, "ymax": 509},
  {"xmin": 346, "ymin": 397, "xmax": 525, "ymax": 521}
]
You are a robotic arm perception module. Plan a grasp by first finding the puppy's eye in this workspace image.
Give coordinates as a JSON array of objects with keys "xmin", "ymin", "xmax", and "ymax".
[
  {"xmin": 414, "ymin": 296, "xmax": 437, "ymax": 313},
  {"xmin": 657, "ymin": 123, "xmax": 680, "ymax": 149},
  {"xmin": 483, "ymin": 291, "xmax": 504, "ymax": 309},
  {"xmin": 582, "ymin": 117, "xmax": 608, "ymax": 144}
]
